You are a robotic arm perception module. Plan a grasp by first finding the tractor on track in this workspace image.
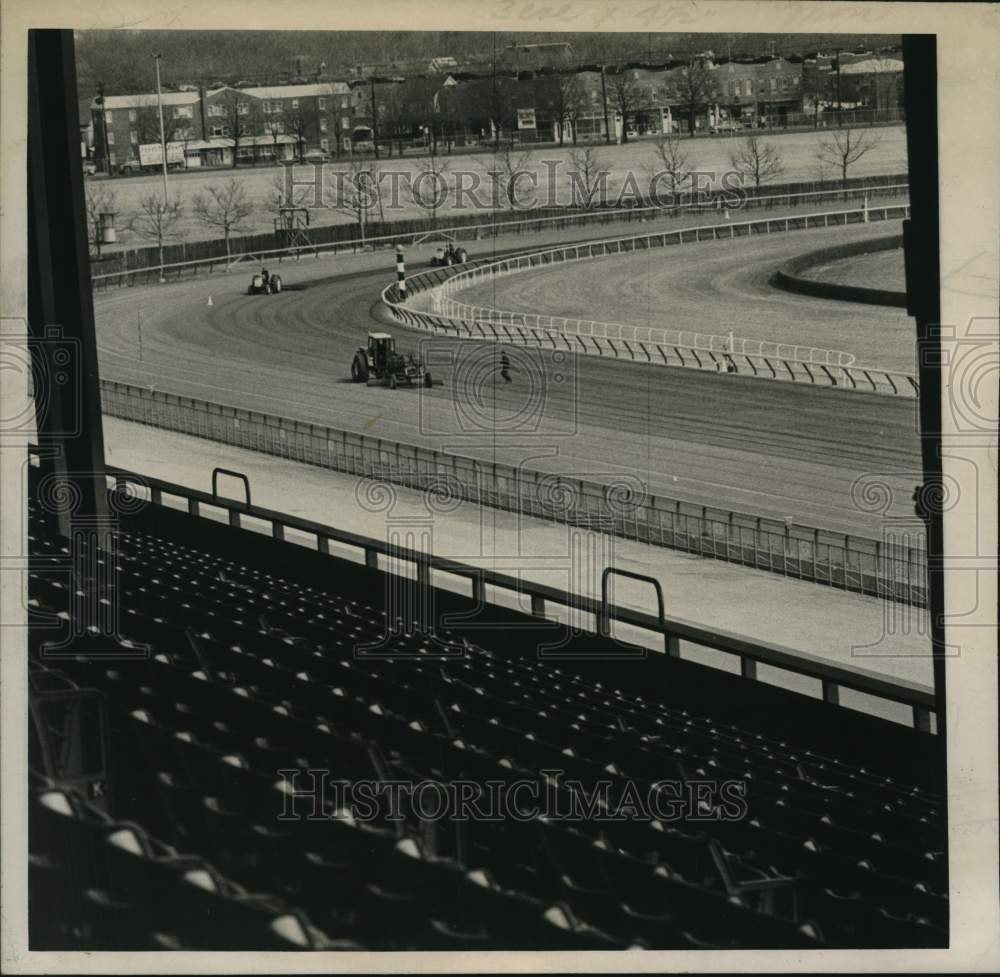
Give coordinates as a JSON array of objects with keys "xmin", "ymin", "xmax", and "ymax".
[
  {"xmin": 430, "ymin": 242, "xmax": 468, "ymax": 267},
  {"xmin": 351, "ymin": 332, "xmax": 432, "ymax": 389},
  {"xmin": 247, "ymin": 269, "xmax": 282, "ymax": 295}
]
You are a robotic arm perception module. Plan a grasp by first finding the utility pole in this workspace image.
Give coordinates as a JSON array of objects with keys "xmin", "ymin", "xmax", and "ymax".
[
  {"xmin": 154, "ymin": 54, "xmax": 169, "ymax": 204},
  {"xmin": 600, "ymin": 63, "xmax": 612, "ymax": 144},
  {"xmin": 97, "ymin": 81, "xmax": 112, "ymax": 176},
  {"xmin": 369, "ymin": 76, "xmax": 380, "ymax": 159}
]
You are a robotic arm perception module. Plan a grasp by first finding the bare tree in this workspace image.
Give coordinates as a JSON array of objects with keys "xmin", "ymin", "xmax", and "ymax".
[
  {"xmin": 729, "ymin": 134, "xmax": 784, "ymax": 190},
  {"xmin": 329, "ymin": 157, "xmax": 381, "ymax": 243},
  {"xmin": 646, "ymin": 132, "xmax": 691, "ymax": 203},
  {"xmin": 816, "ymin": 128, "xmax": 880, "ymax": 184},
  {"xmin": 130, "ymin": 104, "xmax": 178, "ymax": 150},
  {"xmin": 378, "ymin": 86, "xmax": 411, "ymax": 158},
  {"xmin": 411, "ymin": 144, "xmax": 450, "ymax": 227},
  {"xmin": 438, "ymin": 87, "xmax": 467, "ymax": 150},
  {"xmin": 268, "ymin": 168, "xmax": 314, "ymax": 215},
  {"xmin": 676, "ymin": 59, "xmax": 713, "ymax": 135},
  {"xmin": 84, "ymin": 185, "xmax": 119, "ymax": 258},
  {"xmin": 468, "ymin": 76, "xmax": 518, "ymax": 148},
  {"xmin": 283, "ymin": 103, "xmax": 314, "ymax": 162},
  {"xmin": 132, "ymin": 194, "xmax": 184, "ymax": 271},
  {"xmin": 568, "ymin": 143, "xmax": 608, "ymax": 209},
  {"xmin": 216, "ymin": 89, "xmax": 258, "ymax": 168},
  {"xmin": 801, "ymin": 65, "xmax": 833, "ymax": 128},
  {"xmin": 547, "ymin": 74, "xmax": 584, "ymax": 146},
  {"xmin": 609, "ymin": 74, "xmax": 641, "ymax": 144},
  {"xmin": 481, "ymin": 143, "xmax": 534, "ymax": 211},
  {"xmin": 192, "ymin": 179, "xmax": 255, "ymax": 259},
  {"xmin": 262, "ymin": 107, "xmax": 287, "ymax": 163}
]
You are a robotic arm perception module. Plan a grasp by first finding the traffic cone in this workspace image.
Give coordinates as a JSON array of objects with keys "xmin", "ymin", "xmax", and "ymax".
[{"xmin": 207, "ymin": 295, "xmax": 213, "ymax": 307}]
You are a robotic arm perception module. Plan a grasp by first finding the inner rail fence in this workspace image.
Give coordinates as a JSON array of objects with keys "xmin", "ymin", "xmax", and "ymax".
[
  {"xmin": 382, "ymin": 203, "xmax": 917, "ymax": 396},
  {"xmin": 89, "ymin": 458, "xmax": 934, "ymax": 733},
  {"xmin": 90, "ymin": 180, "xmax": 910, "ymax": 292},
  {"xmin": 99, "ymin": 378, "xmax": 928, "ymax": 609}
]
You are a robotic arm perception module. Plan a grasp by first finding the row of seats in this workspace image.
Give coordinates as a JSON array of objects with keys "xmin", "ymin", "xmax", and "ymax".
[{"xmin": 26, "ymin": 491, "xmax": 948, "ymax": 949}]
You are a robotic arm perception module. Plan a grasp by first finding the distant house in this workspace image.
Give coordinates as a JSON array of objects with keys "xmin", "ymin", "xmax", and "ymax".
[{"xmin": 429, "ymin": 56, "xmax": 458, "ymax": 74}]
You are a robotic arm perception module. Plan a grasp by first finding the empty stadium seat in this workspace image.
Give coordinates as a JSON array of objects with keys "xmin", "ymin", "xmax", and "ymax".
[{"xmin": 26, "ymin": 473, "xmax": 948, "ymax": 950}]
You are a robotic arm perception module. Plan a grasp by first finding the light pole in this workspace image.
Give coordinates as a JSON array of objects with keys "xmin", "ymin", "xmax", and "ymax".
[{"xmin": 154, "ymin": 54, "xmax": 169, "ymax": 205}]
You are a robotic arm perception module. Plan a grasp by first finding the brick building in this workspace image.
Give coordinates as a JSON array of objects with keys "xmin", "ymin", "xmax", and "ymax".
[
  {"xmin": 92, "ymin": 81, "xmax": 354, "ymax": 172},
  {"xmin": 710, "ymin": 57, "xmax": 803, "ymax": 126}
]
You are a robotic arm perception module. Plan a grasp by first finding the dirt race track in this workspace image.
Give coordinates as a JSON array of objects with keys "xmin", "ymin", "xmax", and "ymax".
[
  {"xmin": 451, "ymin": 221, "xmax": 913, "ymax": 371},
  {"xmin": 93, "ymin": 227, "xmax": 921, "ymax": 539}
]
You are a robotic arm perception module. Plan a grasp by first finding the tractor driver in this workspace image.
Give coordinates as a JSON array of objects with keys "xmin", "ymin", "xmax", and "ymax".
[{"xmin": 261, "ymin": 268, "xmax": 270, "ymax": 287}]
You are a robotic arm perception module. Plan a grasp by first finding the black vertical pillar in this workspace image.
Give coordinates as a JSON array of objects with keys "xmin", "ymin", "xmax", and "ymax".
[
  {"xmin": 27, "ymin": 29, "xmax": 108, "ymax": 534},
  {"xmin": 902, "ymin": 37, "xmax": 946, "ymax": 741}
]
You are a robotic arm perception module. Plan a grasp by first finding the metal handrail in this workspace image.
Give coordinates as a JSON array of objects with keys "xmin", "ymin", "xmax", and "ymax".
[
  {"xmin": 211, "ymin": 467, "xmax": 251, "ymax": 507},
  {"xmin": 600, "ymin": 568, "xmax": 665, "ymax": 639},
  {"xmin": 104, "ymin": 463, "xmax": 937, "ymax": 731}
]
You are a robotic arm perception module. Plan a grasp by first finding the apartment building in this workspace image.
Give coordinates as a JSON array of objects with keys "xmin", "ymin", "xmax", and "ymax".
[{"xmin": 91, "ymin": 81, "xmax": 354, "ymax": 171}]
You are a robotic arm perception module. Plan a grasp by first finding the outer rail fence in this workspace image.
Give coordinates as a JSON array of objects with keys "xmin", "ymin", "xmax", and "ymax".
[
  {"xmin": 90, "ymin": 179, "xmax": 910, "ymax": 291},
  {"xmin": 383, "ymin": 204, "xmax": 918, "ymax": 397},
  {"xmin": 96, "ymin": 460, "xmax": 936, "ymax": 733},
  {"xmin": 99, "ymin": 378, "xmax": 928, "ymax": 608}
]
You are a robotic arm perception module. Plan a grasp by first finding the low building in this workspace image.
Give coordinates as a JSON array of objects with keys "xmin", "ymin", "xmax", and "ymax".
[{"xmin": 838, "ymin": 56, "xmax": 904, "ymax": 110}]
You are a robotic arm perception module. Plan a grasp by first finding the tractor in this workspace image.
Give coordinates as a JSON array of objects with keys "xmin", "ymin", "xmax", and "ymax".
[
  {"xmin": 247, "ymin": 271, "xmax": 282, "ymax": 295},
  {"xmin": 351, "ymin": 332, "xmax": 432, "ymax": 389},
  {"xmin": 430, "ymin": 242, "xmax": 468, "ymax": 267}
]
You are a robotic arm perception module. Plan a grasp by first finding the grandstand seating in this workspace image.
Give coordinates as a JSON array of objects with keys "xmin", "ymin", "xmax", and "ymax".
[{"xmin": 26, "ymin": 466, "xmax": 948, "ymax": 951}]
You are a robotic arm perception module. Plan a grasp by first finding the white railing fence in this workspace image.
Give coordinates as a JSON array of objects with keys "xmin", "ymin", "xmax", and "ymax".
[{"xmin": 383, "ymin": 204, "xmax": 918, "ymax": 397}]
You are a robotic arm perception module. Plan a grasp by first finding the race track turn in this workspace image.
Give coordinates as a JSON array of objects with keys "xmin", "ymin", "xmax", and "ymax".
[
  {"xmin": 94, "ymin": 231, "xmax": 921, "ymax": 539},
  {"xmin": 449, "ymin": 221, "xmax": 913, "ymax": 371}
]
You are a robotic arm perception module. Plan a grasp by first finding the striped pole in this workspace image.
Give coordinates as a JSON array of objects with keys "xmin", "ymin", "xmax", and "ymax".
[{"xmin": 396, "ymin": 243, "xmax": 406, "ymax": 301}]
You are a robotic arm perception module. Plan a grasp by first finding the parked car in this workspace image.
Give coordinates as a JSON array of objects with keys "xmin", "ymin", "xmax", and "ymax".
[
  {"xmin": 302, "ymin": 149, "xmax": 330, "ymax": 163},
  {"xmin": 710, "ymin": 120, "xmax": 741, "ymax": 134},
  {"xmin": 82, "ymin": 160, "xmax": 97, "ymax": 175}
]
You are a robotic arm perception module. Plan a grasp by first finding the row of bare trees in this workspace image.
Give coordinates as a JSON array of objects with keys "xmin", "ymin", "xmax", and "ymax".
[
  {"xmin": 86, "ymin": 178, "xmax": 256, "ymax": 264},
  {"xmin": 87, "ymin": 124, "xmax": 882, "ymax": 266}
]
